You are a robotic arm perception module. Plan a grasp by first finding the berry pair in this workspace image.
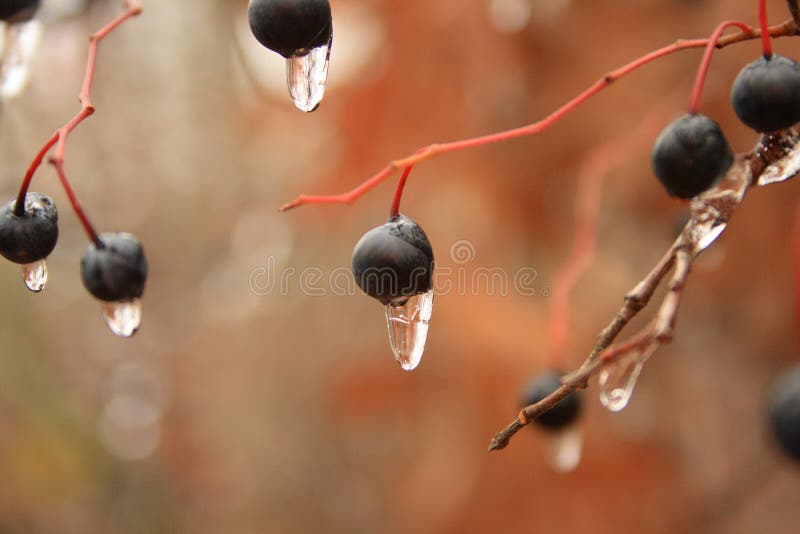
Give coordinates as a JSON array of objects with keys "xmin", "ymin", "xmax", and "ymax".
[
  {"xmin": 0, "ymin": 192, "xmax": 147, "ymax": 335},
  {"xmin": 652, "ymin": 53, "xmax": 800, "ymax": 199},
  {"xmin": 0, "ymin": 0, "xmax": 39, "ymax": 23}
]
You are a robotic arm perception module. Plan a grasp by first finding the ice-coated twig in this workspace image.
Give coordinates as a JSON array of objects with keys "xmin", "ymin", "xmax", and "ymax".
[{"xmin": 489, "ymin": 129, "xmax": 800, "ymax": 452}]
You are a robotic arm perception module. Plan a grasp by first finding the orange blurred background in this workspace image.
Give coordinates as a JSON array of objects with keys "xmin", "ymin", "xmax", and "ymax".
[{"xmin": 0, "ymin": 0, "xmax": 799, "ymax": 532}]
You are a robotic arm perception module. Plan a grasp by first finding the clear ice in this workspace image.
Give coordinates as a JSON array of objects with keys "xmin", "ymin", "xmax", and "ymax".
[
  {"xmin": 598, "ymin": 344, "xmax": 658, "ymax": 412},
  {"xmin": 0, "ymin": 20, "xmax": 42, "ymax": 99},
  {"xmin": 385, "ymin": 290, "xmax": 433, "ymax": 371},
  {"xmin": 686, "ymin": 168, "xmax": 748, "ymax": 255},
  {"xmin": 21, "ymin": 259, "xmax": 46, "ymax": 292},
  {"xmin": 285, "ymin": 36, "xmax": 331, "ymax": 112},
  {"xmin": 545, "ymin": 426, "xmax": 583, "ymax": 473},
  {"xmin": 101, "ymin": 299, "xmax": 142, "ymax": 338}
]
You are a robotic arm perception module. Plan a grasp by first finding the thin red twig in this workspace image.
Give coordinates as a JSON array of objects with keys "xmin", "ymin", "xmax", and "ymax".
[
  {"xmin": 13, "ymin": 1, "xmax": 143, "ymax": 245},
  {"xmin": 761, "ymin": 0, "xmax": 774, "ymax": 58},
  {"xmin": 688, "ymin": 21, "xmax": 751, "ymax": 114},
  {"xmin": 278, "ymin": 19, "xmax": 800, "ymax": 212}
]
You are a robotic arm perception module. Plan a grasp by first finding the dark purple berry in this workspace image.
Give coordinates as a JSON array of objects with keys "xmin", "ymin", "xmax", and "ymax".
[
  {"xmin": 0, "ymin": 0, "xmax": 40, "ymax": 23},
  {"xmin": 731, "ymin": 54, "xmax": 800, "ymax": 133},
  {"xmin": 81, "ymin": 233, "xmax": 147, "ymax": 302},
  {"xmin": 351, "ymin": 214, "xmax": 434, "ymax": 306},
  {"xmin": 768, "ymin": 365, "xmax": 800, "ymax": 462},
  {"xmin": 247, "ymin": 0, "xmax": 332, "ymax": 58},
  {"xmin": 521, "ymin": 371, "xmax": 583, "ymax": 431},
  {"xmin": 0, "ymin": 193, "xmax": 58, "ymax": 264},
  {"xmin": 651, "ymin": 113, "xmax": 733, "ymax": 198}
]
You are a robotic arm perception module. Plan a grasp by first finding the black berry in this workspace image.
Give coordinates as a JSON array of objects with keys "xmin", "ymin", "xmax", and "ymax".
[
  {"xmin": 521, "ymin": 371, "xmax": 583, "ymax": 431},
  {"xmin": 351, "ymin": 214, "xmax": 434, "ymax": 306},
  {"xmin": 0, "ymin": 0, "xmax": 40, "ymax": 23},
  {"xmin": 731, "ymin": 54, "xmax": 800, "ymax": 133},
  {"xmin": 247, "ymin": 0, "xmax": 332, "ymax": 58},
  {"xmin": 651, "ymin": 113, "xmax": 733, "ymax": 198},
  {"xmin": 0, "ymin": 193, "xmax": 58, "ymax": 264},
  {"xmin": 768, "ymin": 365, "xmax": 800, "ymax": 462},
  {"xmin": 81, "ymin": 233, "xmax": 147, "ymax": 302}
]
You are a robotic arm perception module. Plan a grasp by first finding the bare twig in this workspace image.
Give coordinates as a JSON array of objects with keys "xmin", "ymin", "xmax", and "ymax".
[
  {"xmin": 14, "ymin": 1, "xmax": 143, "ymax": 245},
  {"xmin": 280, "ymin": 18, "xmax": 798, "ymax": 212}
]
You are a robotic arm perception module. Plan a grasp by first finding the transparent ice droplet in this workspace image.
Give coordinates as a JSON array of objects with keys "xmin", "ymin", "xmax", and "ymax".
[
  {"xmin": 545, "ymin": 425, "xmax": 583, "ymax": 473},
  {"xmin": 757, "ymin": 129, "xmax": 800, "ymax": 186},
  {"xmin": 101, "ymin": 299, "xmax": 142, "ymax": 338},
  {"xmin": 598, "ymin": 344, "xmax": 658, "ymax": 412},
  {"xmin": 686, "ymin": 170, "xmax": 748, "ymax": 255},
  {"xmin": 285, "ymin": 36, "xmax": 331, "ymax": 112},
  {"xmin": 385, "ymin": 290, "xmax": 434, "ymax": 371},
  {"xmin": 21, "ymin": 259, "xmax": 46, "ymax": 292},
  {"xmin": 0, "ymin": 20, "xmax": 42, "ymax": 99}
]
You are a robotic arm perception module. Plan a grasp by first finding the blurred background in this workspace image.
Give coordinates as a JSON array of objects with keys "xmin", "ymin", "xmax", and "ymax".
[{"xmin": 0, "ymin": 0, "xmax": 799, "ymax": 532}]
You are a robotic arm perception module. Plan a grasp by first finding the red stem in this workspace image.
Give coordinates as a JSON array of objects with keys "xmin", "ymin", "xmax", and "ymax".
[
  {"xmin": 688, "ymin": 20, "xmax": 752, "ymax": 113},
  {"xmin": 390, "ymin": 166, "xmax": 414, "ymax": 218},
  {"xmin": 760, "ymin": 0, "xmax": 773, "ymax": 58},
  {"xmin": 13, "ymin": 1, "xmax": 142, "ymax": 245},
  {"xmin": 278, "ymin": 19, "xmax": 787, "ymax": 212}
]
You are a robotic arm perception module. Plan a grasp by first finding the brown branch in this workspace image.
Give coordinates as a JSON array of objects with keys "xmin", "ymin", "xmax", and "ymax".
[
  {"xmin": 14, "ymin": 1, "xmax": 143, "ymax": 244},
  {"xmin": 788, "ymin": 0, "xmax": 800, "ymax": 27},
  {"xmin": 489, "ymin": 129, "xmax": 800, "ymax": 452}
]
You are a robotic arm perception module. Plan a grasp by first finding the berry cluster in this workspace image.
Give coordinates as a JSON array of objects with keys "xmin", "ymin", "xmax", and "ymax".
[{"xmin": 0, "ymin": 2, "xmax": 147, "ymax": 337}]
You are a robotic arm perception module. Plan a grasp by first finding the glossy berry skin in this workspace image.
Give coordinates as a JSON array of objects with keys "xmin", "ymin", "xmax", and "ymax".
[
  {"xmin": 731, "ymin": 54, "xmax": 800, "ymax": 133},
  {"xmin": 352, "ymin": 214, "xmax": 434, "ymax": 306},
  {"xmin": 0, "ymin": 193, "xmax": 58, "ymax": 264},
  {"xmin": 0, "ymin": 0, "xmax": 40, "ymax": 23},
  {"xmin": 521, "ymin": 371, "xmax": 583, "ymax": 431},
  {"xmin": 652, "ymin": 113, "xmax": 733, "ymax": 199},
  {"xmin": 248, "ymin": 0, "xmax": 332, "ymax": 58},
  {"xmin": 768, "ymin": 365, "xmax": 800, "ymax": 462},
  {"xmin": 81, "ymin": 233, "xmax": 147, "ymax": 302}
]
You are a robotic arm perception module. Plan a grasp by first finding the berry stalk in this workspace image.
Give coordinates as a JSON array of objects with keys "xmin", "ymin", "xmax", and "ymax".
[
  {"xmin": 389, "ymin": 165, "xmax": 414, "ymax": 218},
  {"xmin": 13, "ymin": 0, "xmax": 143, "ymax": 246},
  {"xmin": 761, "ymin": 0, "xmax": 774, "ymax": 58},
  {"xmin": 688, "ymin": 20, "xmax": 752, "ymax": 114}
]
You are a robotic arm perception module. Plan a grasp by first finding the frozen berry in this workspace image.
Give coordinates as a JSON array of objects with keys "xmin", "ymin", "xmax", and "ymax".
[
  {"xmin": 731, "ymin": 54, "xmax": 800, "ymax": 133},
  {"xmin": 351, "ymin": 214, "xmax": 434, "ymax": 306},
  {"xmin": 0, "ymin": 0, "xmax": 40, "ymax": 23},
  {"xmin": 0, "ymin": 193, "xmax": 58, "ymax": 264},
  {"xmin": 248, "ymin": 0, "xmax": 332, "ymax": 58},
  {"xmin": 768, "ymin": 365, "xmax": 800, "ymax": 462},
  {"xmin": 651, "ymin": 113, "xmax": 733, "ymax": 198},
  {"xmin": 81, "ymin": 233, "xmax": 147, "ymax": 302},
  {"xmin": 521, "ymin": 371, "xmax": 583, "ymax": 431}
]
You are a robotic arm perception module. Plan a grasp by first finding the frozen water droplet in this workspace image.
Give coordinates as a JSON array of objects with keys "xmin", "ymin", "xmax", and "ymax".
[
  {"xmin": 385, "ymin": 290, "xmax": 433, "ymax": 371},
  {"xmin": 21, "ymin": 259, "xmax": 46, "ymax": 292},
  {"xmin": 757, "ymin": 129, "xmax": 800, "ymax": 186},
  {"xmin": 687, "ymin": 170, "xmax": 747, "ymax": 254},
  {"xmin": 285, "ymin": 37, "xmax": 331, "ymax": 112},
  {"xmin": 101, "ymin": 299, "xmax": 142, "ymax": 338},
  {"xmin": 545, "ymin": 426, "xmax": 582, "ymax": 473},
  {"xmin": 0, "ymin": 20, "xmax": 42, "ymax": 99},
  {"xmin": 598, "ymin": 344, "xmax": 658, "ymax": 412}
]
